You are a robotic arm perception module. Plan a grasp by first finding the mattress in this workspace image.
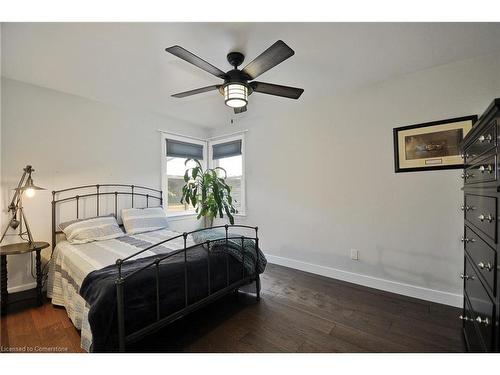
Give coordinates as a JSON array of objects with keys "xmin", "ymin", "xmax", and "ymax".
[{"xmin": 47, "ymin": 228, "xmax": 195, "ymax": 352}]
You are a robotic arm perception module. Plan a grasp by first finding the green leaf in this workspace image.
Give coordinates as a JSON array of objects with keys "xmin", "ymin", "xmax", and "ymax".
[
  {"xmin": 224, "ymin": 206, "xmax": 235, "ymax": 225},
  {"xmin": 194, "ymin": 159, "xmax": 203, "ymax": 170},
  {"xmin": 214, "ymin": 167, "xmax": 227, "ymax": 178}
]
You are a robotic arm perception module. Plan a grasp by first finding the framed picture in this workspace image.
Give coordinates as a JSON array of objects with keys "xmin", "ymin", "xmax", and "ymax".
[{"xmin": 393, "ymin": 115, "xmax": 477, "ymax": 173}]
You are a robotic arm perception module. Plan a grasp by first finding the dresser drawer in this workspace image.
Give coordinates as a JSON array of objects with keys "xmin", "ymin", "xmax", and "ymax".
[
  {"xmin": 462, "ymin": 295, "xmax": 487, "ymax": 352},
  {"xmin": 464, "ymin": 257, "xmax": 495, "ymax": 349},
  {"xmin": 464, "ymin": 194, "xmax": 497, "ymax": 243},
  {"xmin": 463, "ymin": 122, "xmax": 497, "ymax": 164},
  {"xmin": 463, "ymin": 152, "xmax": 497, "ymax": 185},
  {"xmin": 463, "ymin": 225, "xmax": 497, "ymax": 295}
]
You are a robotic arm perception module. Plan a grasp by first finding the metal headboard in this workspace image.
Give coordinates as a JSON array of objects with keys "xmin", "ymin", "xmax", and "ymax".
[{"xmin": 51, "ymin": 184, "xmax": 163, "ymax": 250}]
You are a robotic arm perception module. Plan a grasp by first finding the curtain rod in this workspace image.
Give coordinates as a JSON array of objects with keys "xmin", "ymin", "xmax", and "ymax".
[{"xmin": 157, "ymin": 129, "xmax": 248, "ymax": 142}]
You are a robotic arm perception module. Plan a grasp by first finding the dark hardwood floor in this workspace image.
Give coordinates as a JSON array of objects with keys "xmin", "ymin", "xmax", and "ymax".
[{"xmin": 0, "ymin": 263, "xmax": 465, "ymax": 353}]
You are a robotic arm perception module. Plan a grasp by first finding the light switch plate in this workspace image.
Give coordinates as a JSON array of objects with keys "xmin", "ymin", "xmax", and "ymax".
[{"xmin": 350, "ymin": 249, "xmax": 359, "ymax": 260}]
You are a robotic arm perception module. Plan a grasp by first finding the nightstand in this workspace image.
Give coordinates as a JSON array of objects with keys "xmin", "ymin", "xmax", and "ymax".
[{"xmin": 0, "ymin": 241, "xmax": 50, "ymax": 314}]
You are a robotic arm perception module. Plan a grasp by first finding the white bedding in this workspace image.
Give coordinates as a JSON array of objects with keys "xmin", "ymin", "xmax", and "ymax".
[{"xmin": 47, "ymin": 228, "xmax": 196, "ymax": 352}]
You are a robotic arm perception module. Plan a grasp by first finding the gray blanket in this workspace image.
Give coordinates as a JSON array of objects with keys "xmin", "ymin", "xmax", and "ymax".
[
  {"xmin": 79, "ymin": 228, "xmax": 267, "ymax": 352},
  {"xmin": 191, "ymin": 228, "xmax": 267, "ymax": 274}
]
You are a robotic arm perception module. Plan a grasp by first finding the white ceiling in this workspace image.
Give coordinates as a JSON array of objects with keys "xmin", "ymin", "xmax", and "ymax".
[{"xmin": 2, "ymin": 22, "xmax": 500, "ymax": 128}]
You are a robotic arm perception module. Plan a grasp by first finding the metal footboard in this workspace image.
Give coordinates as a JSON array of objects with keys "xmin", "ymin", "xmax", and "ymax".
[{"xmin": 114, "ymin": 224, "xmax": 260, "ymax": 352}]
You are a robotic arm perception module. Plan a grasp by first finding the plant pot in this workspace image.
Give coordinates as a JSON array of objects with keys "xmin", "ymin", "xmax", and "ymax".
[{"xmin": 203, "ymin": 216, "xmax": 214, "ymax": 228}]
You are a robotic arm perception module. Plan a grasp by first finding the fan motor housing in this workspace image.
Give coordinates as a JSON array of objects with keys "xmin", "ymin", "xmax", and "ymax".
[
  {"xmin": 219, "ymin": 69, "xmax": 253, "ymax": 96},
  {"xmin": 219, "ymin": 76, "xmax": 253, "ymax": 96}
]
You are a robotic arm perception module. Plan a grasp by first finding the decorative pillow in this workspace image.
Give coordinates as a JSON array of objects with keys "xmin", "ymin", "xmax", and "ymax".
[
  {"xmin": 121, "ymin": 207, "xmax": 169, "ymax": 235},
  {"xmin": 59, "ymin": 215, "xmax": 124, "ymax": 244}
]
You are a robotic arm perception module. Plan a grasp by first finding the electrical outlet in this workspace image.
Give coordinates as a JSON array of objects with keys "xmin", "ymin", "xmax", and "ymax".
[{"xmin": 350, "ymin": 249, "xmax": 359, "ymax": 260}]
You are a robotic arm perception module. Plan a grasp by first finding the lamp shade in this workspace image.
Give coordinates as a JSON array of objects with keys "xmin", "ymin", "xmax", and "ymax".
[
  {"xmin": 17, "ymin": 177, "xmax": 45, "ymax": 191},
  {"xmin": 16, "ymin": 176, "xmax": 45, "ymax": 197}
]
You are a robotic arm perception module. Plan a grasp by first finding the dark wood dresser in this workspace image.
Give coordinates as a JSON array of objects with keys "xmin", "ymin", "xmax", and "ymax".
[{"xmin": 460, "ymin": 98, "xmax": 500, "ymax": 352}]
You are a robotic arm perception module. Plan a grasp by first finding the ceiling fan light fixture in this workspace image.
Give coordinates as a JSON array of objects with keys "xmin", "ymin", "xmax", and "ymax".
[
  {"xmin": 166, "ymin": 41, "xmax": 304, "ymax": 114},
  {"xmin": 224, "ymin": 83, "xmax": 248, "ymax": 108}
]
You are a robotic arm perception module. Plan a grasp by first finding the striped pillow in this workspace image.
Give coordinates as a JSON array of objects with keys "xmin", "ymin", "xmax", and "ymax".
[
  {"xmin": 60, "ymin": 215, "xmax": 124, "ymax": 244},
  {"xmin": 121, "ymin": 207, "xmax": 169, "ymax": 235}
]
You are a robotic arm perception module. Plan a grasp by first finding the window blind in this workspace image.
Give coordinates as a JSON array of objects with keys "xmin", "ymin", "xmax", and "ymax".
[
  {"xmin": 166, "ymin": 139, "xmax": 204, "ymax": 159},
  {"xmin": 212, "ymin": 140, "xmax": 242, "ymax": 160}
]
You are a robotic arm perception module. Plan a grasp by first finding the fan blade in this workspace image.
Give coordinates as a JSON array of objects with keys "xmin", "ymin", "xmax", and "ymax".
[
  {"xmin": 171, "ymin": 85, "xmax": 221, "ymax": 98},
  {"xmin": 166, "ymin": 45, "xmax": 226, "ymax": 79},
  {"xmin": 241, "ymin": 40, "xmax": 295, "ymax": 80},
  {"xmin": 234, "ymin": 106, "xmax": 247, "ymax": 114},
  {"xmin": 250, "ymin": 81, "xmax": 304, "ymax": 99}
]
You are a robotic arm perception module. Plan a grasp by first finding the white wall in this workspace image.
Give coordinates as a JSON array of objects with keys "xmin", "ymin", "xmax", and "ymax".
[
  {"xmin": 1, "ymin": 78, "xmax": 209, "ymax": 291},
  {"xmin": 212, "ymin": 53, "xmax": 500, "ymax": 306}
]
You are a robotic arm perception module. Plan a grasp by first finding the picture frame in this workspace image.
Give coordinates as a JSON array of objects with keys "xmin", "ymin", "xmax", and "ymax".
[{"xmin": 393, "ymin": 115, "xmax": 478, "ymax": 173}]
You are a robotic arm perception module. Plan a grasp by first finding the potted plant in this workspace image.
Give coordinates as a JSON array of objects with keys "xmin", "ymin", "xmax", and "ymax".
[{"xmin": 180, "ymin": 159, "xmax": 237, "ymax": 228}]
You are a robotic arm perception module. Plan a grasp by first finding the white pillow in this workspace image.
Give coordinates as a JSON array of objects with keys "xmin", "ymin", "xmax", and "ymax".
[
  {"xmin": 60, "ymin": 215, "xmax": 124, "ymax": 244},
  {"xmin": 121, "ymin": 207, "xmax": 169, "ymax": 235}
]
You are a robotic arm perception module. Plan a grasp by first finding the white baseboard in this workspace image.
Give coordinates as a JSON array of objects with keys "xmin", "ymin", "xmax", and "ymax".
[
  {"xmin": 7, "ymin": 282, "xmax": 37, "ymax": 294},
  {"xmin": 265, "ymin": 254, "xmax": 463, "ymax": 308}
]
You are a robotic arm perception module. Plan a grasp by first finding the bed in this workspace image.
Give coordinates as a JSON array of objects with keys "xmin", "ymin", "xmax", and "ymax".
[{"xmin": 47, "ymin": 184, "xmax": 266, "ymax": 352}]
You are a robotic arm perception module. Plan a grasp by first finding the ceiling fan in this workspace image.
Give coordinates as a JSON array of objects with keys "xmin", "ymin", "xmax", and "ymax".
[{"xmin": 165, "ymin": 40, "xmax": 304, "ymax": 114}]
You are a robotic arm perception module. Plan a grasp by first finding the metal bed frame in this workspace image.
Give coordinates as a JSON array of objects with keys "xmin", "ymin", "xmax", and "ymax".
[{"xmin": 51, "ymin": 184, "xmax": 260, "ymax": 352}]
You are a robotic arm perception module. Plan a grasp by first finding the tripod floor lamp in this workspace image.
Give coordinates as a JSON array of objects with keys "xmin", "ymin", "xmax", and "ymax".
[
  {"xmin": 1, "ymin": 165, "xmax": 45, "ymax": 244},
  {"xmin": 0, "ymin": 165, "xmax": 49, "ymax": 312}
]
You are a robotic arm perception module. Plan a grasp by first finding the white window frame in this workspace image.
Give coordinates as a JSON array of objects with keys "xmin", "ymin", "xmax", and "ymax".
[
  {"xmin": 160, "ymin": 131, "xmax": 247, "ymax": 218},
  {"xmin": 160, "ymin": 132, "xmax": 207, "ymax": 218},
  {"xmin": 208, "ymin": 133, "xmax": 246, "ymax": 216}
]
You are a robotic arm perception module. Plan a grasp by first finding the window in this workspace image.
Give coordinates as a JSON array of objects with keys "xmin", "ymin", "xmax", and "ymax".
[
  {"xmin": 209, "ymin": 135, "xmax": 245, "ymax": 215},
  {"xmin": 161, "ymin": 134, "xmax": 206, "ymax": 215},
  {"xmin": 160, "ymin": 132, "xmax": 245, "ymax": 217},
  {"xmin": 166, "ymin": 157, "xmax": 198, "ymax": 213}
]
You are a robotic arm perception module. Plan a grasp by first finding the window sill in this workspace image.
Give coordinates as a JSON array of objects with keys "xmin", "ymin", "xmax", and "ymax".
[
  {"xmin": 167, "ymin": 212, "xmax": 198, "ymax": 220},
  {"xmin": 167, "ymin": 212, "xmax": 246, "ymax": 221}
]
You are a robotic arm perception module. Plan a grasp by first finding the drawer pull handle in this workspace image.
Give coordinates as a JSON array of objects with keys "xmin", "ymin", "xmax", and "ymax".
[
  {"xmin": 477, "ymin": 262, "xmax": 492, "ymax": 272},
  {"xmin": 461, "ymin": 237, "xmax": 475, "ymax": 243},
  {"xmin": 460, "ymin": 273, "xmax": 474, "ymax": 280},
  {"xmin": 478, "ymin": 134, "xmax": 493, "ymax": 143},
  {"xmin": 478, "ymin": 165, "xmax": 493, "ymax": 174},
  {"xmin": 461, "ymin": 153, "xmax": 470, "ymax": 159},
  {"xmin": 460, "ymin": 205, "xmax": 472, "ymax": 211},
  {"xmin": 459, "ymin": 315, "xmax": 472, "ymax": 321},
  {"xmin": 461, "ymin": 173, "xmax": 473, "ymax": 179},
  {"xmin": 478, "ymin": 213, "xmax": 494, "ymax": 223},
  {"xmin": 475, "ymin": 316, "xmax": 490, "ymax": 326}
]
